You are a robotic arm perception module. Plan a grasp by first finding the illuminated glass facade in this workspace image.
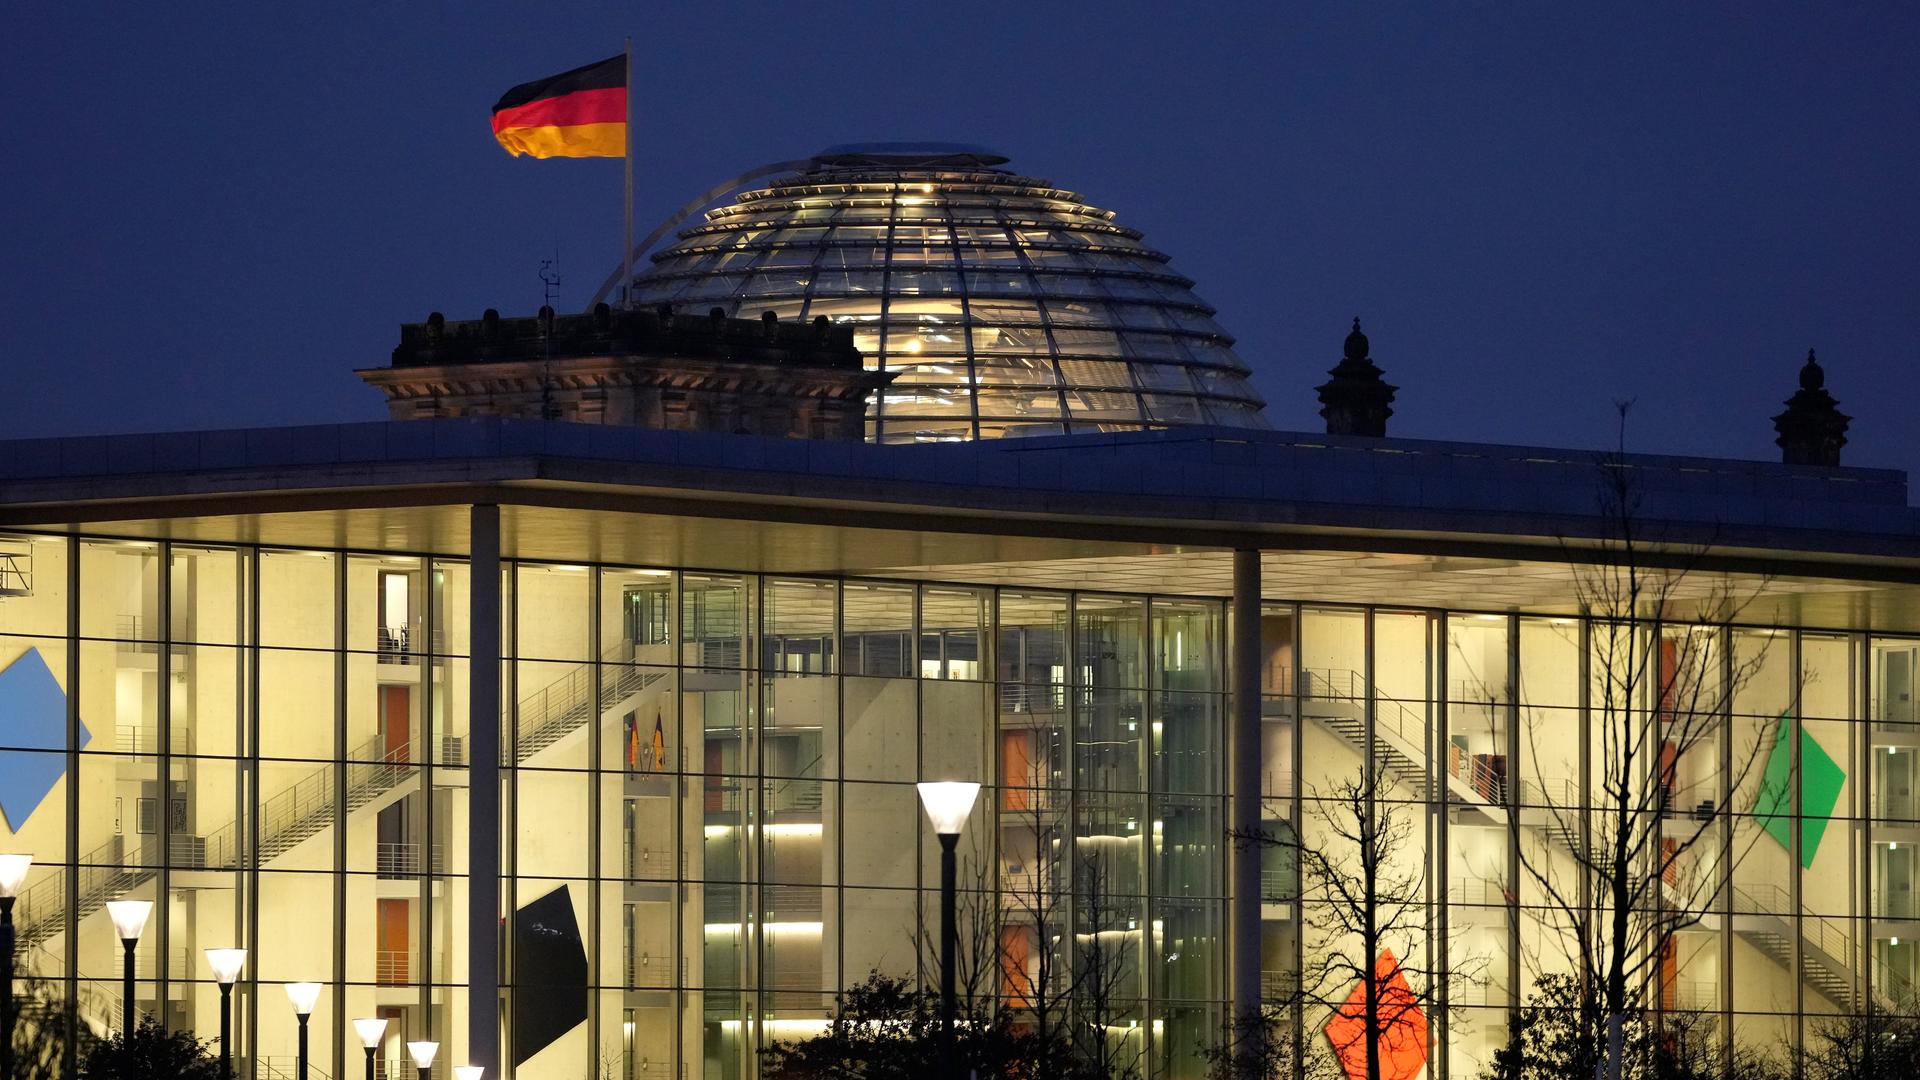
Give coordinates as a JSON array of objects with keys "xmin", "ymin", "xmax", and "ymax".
[
  {"xmin": 3, "ymin": 524, "xmax": 1918, "ymax": 1079},
  {"xmin": 626, "ymin": 147, "xmax": 1268, "ymax": 442},
  {"xmin": 0, "ymin": 535, "xmax": 1234, "ymax": 1079}
]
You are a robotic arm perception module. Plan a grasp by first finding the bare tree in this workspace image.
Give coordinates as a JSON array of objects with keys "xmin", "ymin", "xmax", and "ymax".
[
  {"xmin": 1313, "ymin": 766, "xmax": 1472, "ymax": 1080},
  {"xmin": 1241, "ymin": 760, "xmax": 1477, "ymax": 1080},
  {"xmin": 996, "ymin": 792, "xmax": 1152, "ymax": 1080},
  {"xmin": 1515, "ymin": 405, "xmax": 1781, "ymax": 1080},
  {"xmin": 1482, "ymin": 973, "xmax": 1786, "ymax": 1080},
  {"xmin": 999, "ymin": 791, "xmax": 1080, "ymax": 1080},
  {"xmin": 1793, "ymin": 1006, "xmax": 1920, "ymax": 1080},
  {"xmin": 1069, "ymin": 849, "xmax": 1145, "ymax": 1080},
  {"xmin": 1202, "ymin": 1004, "xmax": 1343, "ymax": 1080}
]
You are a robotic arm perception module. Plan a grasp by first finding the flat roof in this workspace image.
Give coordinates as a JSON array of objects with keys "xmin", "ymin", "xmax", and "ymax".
[
  {"xmin": 2, "ymin": 421, "xmax": 1918, "ymax": 628},
  {"xmin": 0, "ymin": 420, "xmax": 1911, "ymax": 558}
]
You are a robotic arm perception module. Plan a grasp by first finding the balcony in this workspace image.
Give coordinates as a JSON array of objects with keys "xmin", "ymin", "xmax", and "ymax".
[{"xmin": 376, "ymin": 842, "xmax": 446, "ymax": 879}]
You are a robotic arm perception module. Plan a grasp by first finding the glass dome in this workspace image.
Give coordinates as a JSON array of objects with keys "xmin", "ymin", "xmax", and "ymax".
[{"xmin": 629, "ymin": 146, "xmax": 1269, "ymax": 442}]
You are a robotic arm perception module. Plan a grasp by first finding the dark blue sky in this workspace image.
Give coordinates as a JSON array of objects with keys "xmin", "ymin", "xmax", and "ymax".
[{"xmin": 6, "ymin": 4, "xmax": 1917, "ymax": 469}]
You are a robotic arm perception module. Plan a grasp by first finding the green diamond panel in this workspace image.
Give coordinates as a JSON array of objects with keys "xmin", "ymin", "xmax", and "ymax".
[{"xmin": 1754, "ymin": 714, "xmax": 1845, "ymax": 869}]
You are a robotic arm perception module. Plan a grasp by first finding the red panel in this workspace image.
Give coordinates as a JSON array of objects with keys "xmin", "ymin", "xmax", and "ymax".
[{"xmin": 1322, "ymin": 949, "xmax": 1430, "ymax": 1080}]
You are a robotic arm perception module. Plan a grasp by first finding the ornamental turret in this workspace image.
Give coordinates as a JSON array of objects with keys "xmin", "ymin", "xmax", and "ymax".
[
  {"xmin": 1316, "ymin": 317, "xmax": 1398, "ymax": 437},
  {"xmin": 1772, "ymin": 349, "xmax": 1850, "ymax": 466}
]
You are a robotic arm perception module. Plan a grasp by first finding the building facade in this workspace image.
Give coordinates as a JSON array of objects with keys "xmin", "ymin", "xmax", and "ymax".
[
  {"xmin": 0, "ymin": 148, "xmax": 1910, "ymax": 1080},
  {"xmin": 1, "ymin": 422, "xmax": 1917, "ymax": 1080},
  {"xmin": 360, "ymin": 305, "xmax": 889, "ymax": 439}
]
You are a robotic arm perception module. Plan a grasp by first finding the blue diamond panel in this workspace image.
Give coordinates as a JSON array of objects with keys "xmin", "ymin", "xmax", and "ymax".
[{"xmin": 0, "ymin": 647, "xmax": 84, "ymax": 831}]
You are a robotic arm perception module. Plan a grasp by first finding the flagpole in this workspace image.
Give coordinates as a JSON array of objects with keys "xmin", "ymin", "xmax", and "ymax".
[{"xmin": 622, "ymin": 36, "xmax": 634, "ymax": 307}]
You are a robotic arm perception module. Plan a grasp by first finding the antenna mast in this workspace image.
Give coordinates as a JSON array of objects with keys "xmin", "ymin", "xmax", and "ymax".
[{"xmin": 539, "ymin": 255, "xmax": 562, "ymax": 419}]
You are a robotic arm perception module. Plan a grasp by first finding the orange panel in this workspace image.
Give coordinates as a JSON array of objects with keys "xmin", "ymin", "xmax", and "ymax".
[
  {"xmin": 1001, "ymin": 731, "xmax": 1033, "ymax": 810},
  {"xmin": 380, "ymin": 686, "xmax": 411, "ymax": 760},
  {"xmin": 1000, "ymin": 925, "xmax": 1031, "ymax": 1008}
]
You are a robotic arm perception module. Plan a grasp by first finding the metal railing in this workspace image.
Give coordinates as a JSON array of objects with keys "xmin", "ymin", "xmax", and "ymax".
[
  {"xmin": 1669, "ymin": 978, "xmax": 1717, "ymax": 1012},
  {"xmin": 1881, "ymin": 964, "xmax": 1920, "ymax": 1008},
  {"xmin": 1518, "ymin": 777, "xmax": 1579, "ymax": 808},
  {"xmin": 15, "ymin": 833, "xmax": 141, "ymax": 948},
  {"xmin": 377, "ymin": 625, "xmax": 413, "ymax": 664},
  {"xmin": 1259, "ymin": 867, "xmax": 1295, "ymax": 904},
  {"xmin": 115, "ymin": 724, "xmax": 193, "ymax": 755},
  {"xmin": 260, "ymin": 1056, "xmax": 333, "ymax": 1080},
  {"xmin": 17, "ymin": 633, "xmax": 666, "ymax": 958},
  {"xmin": 133, "ymin": 947, "xmax": 191, "ymax": 980},
  {"xmin": 376, "ymin": 842, "xmax": 446, "ymax": 878},
  {"xmin": 1448, "ymin": 876, "xmax": 1510, "ymax": 907},
  {"xmin": 375, "ymin": 949, "xmax": 410, "ymax": 986},
  {"xmin": 1876, "ymin": 794, "xmax": 1918, "ymax": 822},
  {"xmin": 1734, "ymin": 883, "xmax": 1854, "ymax": 964},
  {"xmin": 999, "ymin": 683, "xmax": 1067, "ymax": 715},
  {"xmin": 0, "ymin": 546, "xmax": 32, "ymax": 594},
  {"xmin": 112, "ymin": 614, "xmax": 193, "ymax": 648},
  {"xmin": 1876, "ymin": 888, "xmax": 1919, "ymax": 921},
  {"xmin": 517, "ymin": 640, "xmax": 666, "ymax": 759}
]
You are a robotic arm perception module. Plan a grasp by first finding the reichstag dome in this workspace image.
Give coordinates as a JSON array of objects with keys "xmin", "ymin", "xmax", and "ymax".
[{"xmin": 627, "ymin": 143, "xmax": 1269, "ymax": 442}]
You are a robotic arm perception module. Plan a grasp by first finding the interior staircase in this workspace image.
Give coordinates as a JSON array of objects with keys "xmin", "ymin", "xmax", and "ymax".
[
  {"xmin": 12, "ymin": 637, "xmax": 670, "ymax": 1019},
  {"xmin": 1285, "ymin": 665, "xmax": 1883, "ymax": 1014}
]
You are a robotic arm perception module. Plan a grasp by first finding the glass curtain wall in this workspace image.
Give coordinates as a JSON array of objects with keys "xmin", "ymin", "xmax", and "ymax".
[
  {"xmin": 0, "ymin": 532, "xmax": 1235, "ymax": 1080},
  {"xmin": 1258, "ymin": 604, "xmax": 1908, "ymax": 1077},
  {"xmin": 6, "ymin": 526, "xmax": 1920, "ymax": 1078}
]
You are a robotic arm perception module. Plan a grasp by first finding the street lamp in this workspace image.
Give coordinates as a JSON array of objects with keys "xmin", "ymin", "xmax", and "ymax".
[
  {"xmin": 406, "ymin": 1039, "xmax": 439, "ymax": 1080},
  {"xmin": 0, "ymin": 853, "xmax": 32, "ymax": 1080},
  {"xmin": 286, "ymin": 982, "xmax": 322, "ymax": 1080},
  {"xmin": 205, "ymin": 948, "xmax": 248, "ymax": 1080},
  {"xmin": 105, "ymin": 898, "xmax": 153, "ymax": 1036},
  {"xmin": 916, "ymin": 780, "xmax": 980, "ymax": 1059},
  {"xmin": 453, "ymin": 1067, "xmax": 485, "ymax": 1080},
  {"xmin": 353, "ymin": 1017, "xmax": 389, "ymax": 1080}
]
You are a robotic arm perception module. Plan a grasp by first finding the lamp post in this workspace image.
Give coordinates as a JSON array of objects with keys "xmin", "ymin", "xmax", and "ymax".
[
  {"xmin": 105, "ymin": 898, "xmax": 153, "ymax": 1037},
  {"xmin": 353, "ymin": 1017, "xmax": 389, "ymax": 1080},
  {"xmin": 286, "ymin": 982, "xmax": 322, "ymax": 1080},
  {"xmin": 916, "ymin": 780, "xmax": 980, "ymax": 1062},
  {"xmin": 406, "ymin": 1039, "xmax": 439, "ymax": 1080},
  {"xmin": 453, "ymin": 1067, "xmax": 485, "ymax": 1080},
  {"xmin": 0, "ymin": 853, "xmax": 32, "ymax": 1080},
  {"xmin": 205, "ymin": 948, "xmax": 247, "ymax": 1080}
]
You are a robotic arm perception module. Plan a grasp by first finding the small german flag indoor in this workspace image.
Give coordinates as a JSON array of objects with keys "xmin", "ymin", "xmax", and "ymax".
[{"xmin": 491, "ymin": 55, "xmax": 626, "ymax": 158}]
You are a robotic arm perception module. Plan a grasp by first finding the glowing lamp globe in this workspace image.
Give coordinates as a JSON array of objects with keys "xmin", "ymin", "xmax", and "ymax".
[
  {"xmin": 454, "ymin": 1067, "xmax": 485, "ymax": 1080},
  {"xmin": 353, "ymin": 1017, "xmax": 389, "ymax": 1049},
  {"xmin": 106, "ymin": 899, "xmax": 153, "ymax": 942},
  {"xmin": 916, "ymin": 781, "xmax": 980, "ymax": 836},
  {"xmin": 0, "ymin": 853, "xmax": 32, "ymax": 898},
  {"xmin": 407, "ymin": 1041, "xmax": 440, "ymax": 1069},
  {"xmin": 204, "ymin": 947, "xmax": 247, "ymax": 985},
  {"xmin": 285, "ymin": 981, "xmax": 322, "ymax": 1015}
]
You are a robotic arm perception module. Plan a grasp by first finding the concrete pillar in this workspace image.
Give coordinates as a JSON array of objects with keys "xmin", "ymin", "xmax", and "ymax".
[
  {"xmin": 1231, "ymin": 549, "xmax": 1264, "ymax": 1040},
  {"xmin": 469, "ymin": 504, "xmax": 503, "ymax": 1075}
]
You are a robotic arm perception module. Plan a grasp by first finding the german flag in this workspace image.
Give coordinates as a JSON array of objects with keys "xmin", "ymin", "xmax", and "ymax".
[{"xmin": 491, "ymin": 55, "xmax": 626, "ymax": 159}]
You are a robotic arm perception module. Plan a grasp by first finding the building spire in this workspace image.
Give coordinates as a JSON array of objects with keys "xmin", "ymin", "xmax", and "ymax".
[
  {"xmin": 1316, "ymin": 317, "xmax": 1398, "ymax": 437},
  {"xmin": 1772, "ymin": 348, "xmax": 1850, "ymax": 466}
]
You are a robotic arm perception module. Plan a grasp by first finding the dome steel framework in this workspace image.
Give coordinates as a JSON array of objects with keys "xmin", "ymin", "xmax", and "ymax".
[{"xmin": 627, "ymin": 147, "xmax": 1268, "ymax": 442}]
